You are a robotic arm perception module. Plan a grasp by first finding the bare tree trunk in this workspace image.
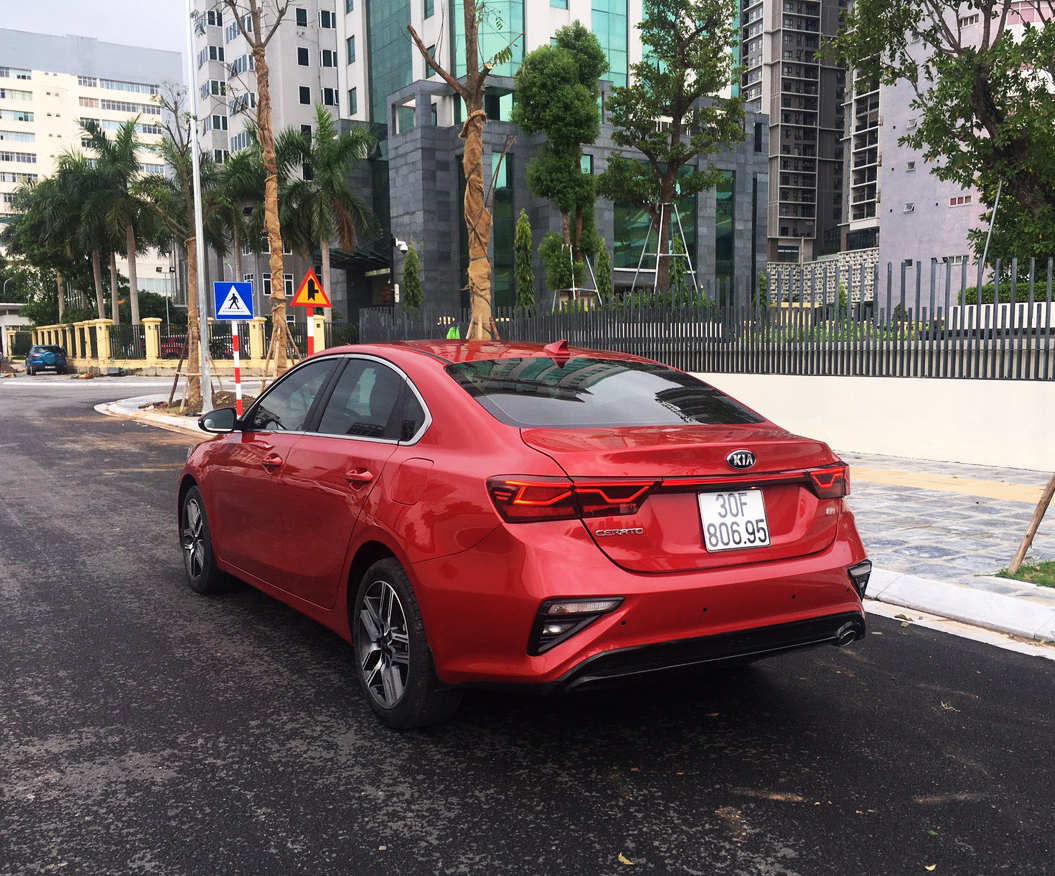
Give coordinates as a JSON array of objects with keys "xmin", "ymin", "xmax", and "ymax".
[
  {"xmin": 574, "ymin": 210, "xmax": 584, "ymax": 263},
  {"xmin": 656, "ymin": 180, "xmax": 674, "ymax": 294},
  {"xmin": 184, "ymin": 238, "xmax": 202, "ymax": 411},
  {"xmin": 1010, "ymin": 473, "xmax": 1055, "ymax": 574},
  {"xmin": 126, "ymin": 224, "xmax": 140, "ymax": 325},
  {"xmin": 109, "ymin": 252, "xmax": 120, "ymax": 324},
  {"xmin": 56, "ymin": 270, "xmax": 66, "ymax": 322},
  {"xmin": 92, "ymin": 249, "xmax": 105, "ymax": 319},
  {"xmin": 561, "ymin": 212, "xmax": 571, "ymax": 247}
]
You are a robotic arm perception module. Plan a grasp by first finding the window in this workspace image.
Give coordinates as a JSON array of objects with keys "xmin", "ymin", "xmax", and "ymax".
[
  {"xmin": 301, "ymin": 123, "xmax": 312, "ymax": 137},
  {"xmin": 0, "ymin": 130, "xmax": 35, "ymax": 143},
  {"xmin": 959, "ymin": 13, "xmax": 979, "ymax": 26},
  {"xmin": 346, "ymin": 0, "xmax": 354, "ymax": 10},
  {"xmin": 903, "ymin": 202, "xmax": 915, "ymax": 213},
  {"xmin": 210, "ymin": 80, "xmax": 226, "ymax": 96},
  {"xmin": 101, "ymin": 99, "xmax": 160, "ymax": 114},
  {"xmin": 949, "ymin": 195, "xmax": 972, "ymax": 207},
  {"xmin": 320, "ymin": 9, "xmax": 335, "ymax": 27},
  {"xmin": 0, "ymin": 88, "xmax": 32, "ymax": 101},
  {"xmin": 0, "ymin": 150, "xmax": 36, "ymax": 163},
  {"xmin": 907, "ymin": 117, "xmax": 918, "ymax": 129},
  {"xmin": 322, "ymin": 49, "xmax": 337, "ymax": 67},
  {"xmin": 299, "ymin": 86, "xmax": 311, "ymax": 104},
  {"xmin": 754, "ymin": 122, "xmax": 763, "ymax": 152},
  {"xmin": 425, "ymin": 0, "xmax": 435, "ymax": 16},
  {"xmin": 77, "ymin": 75, "xmax": 97, "ymax": 87},
  {"xmin": 213, "ymin": 149, "xmax": 229, "ymax": 163},
  {"xmin": 303, "ymin": 161, "xmax": 314, "ymax": 180},
  {"xmin": 207, "ymin": 9, "xmax": 223, "ymax": 26},
  {"xmin": 212, "ymin": 114, "xmax": 228, "ymax": 130},
  {"xmin": 100, "ymin": 78, "xmax": 158, "ymax": 95},
  {"xmin": 262, "ymin": 273, "xmax": 272, "ymax": 295},
  {"xmin": 906, "ymin": 161, "xmax": 916, "ymax": 172},
  {"xmin": 317, "ymin": 360, "xmax": 405, "ymax": 438},
  {"xmin": 295, "ymin": 7, "xmax": 308, "ymax": 27},
  {"xmin": 426, "ymin": 44, "xmax": 436, "ymax": 63},
  {"xmin": 243, "ymin": 273, "xmax": 254, "ymax": 284},
  {"xmin": 323, "ymin": 87, "xmax": 337, "ymax": 107},
  {"xmin": 0, "ymin": 109, "xmax": 34, "ymax": 121},
  {"xmin": 447, "ymin": 359, "xmax": 764, "ymax": 428},
  {"xmin": 284, "ymin": 275, "xmax": 294, "ymax": 296},
  {"xmin": 348, "ymin": 87, "xmax": 358, "ymax": 115},
  {"xmin": 346, "ymin": 36, "xmax": 356, "ymax": 63},
  {"xmin": 298, "ymin": 46, "xmax": 309, "ymax": 66},
  {"xmin": 246, "ymin": 359, "xmax": 337, "ymax": 432},
  {"xmin": 580, "ymin": 154, "xmax": 593, "ymax": 174}
]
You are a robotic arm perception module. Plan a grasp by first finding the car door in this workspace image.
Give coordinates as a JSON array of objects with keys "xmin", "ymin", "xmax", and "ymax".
[
  {"xmin": 206, "ymin": 357, "xmax": 339, "ymax": 583},
  {"xmin": 273, "ymin": 357, "xmax": 408, "ymax": 608}
]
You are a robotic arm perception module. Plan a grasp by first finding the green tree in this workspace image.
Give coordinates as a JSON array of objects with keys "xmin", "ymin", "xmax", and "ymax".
[
  {"xmin": 597, "ymin": 0, "xmax": 744, "ymax": 293},
  {"xmin": 831, "ymin": 1, "xmax": 1055, "ymax": 264},
  {"xmin": 540, "ymin": 233, "xmax": 581, "ymax": 297},
  {"xmin": 512, "ymin": 23, "xmax": 606, "ymax": 263},
  {"xmin": 596, "ymin": 239, "xmax": 613, "ymax": 302},
  {"xmin": 278, "ymin": 106, "xmax": 377, "ymax": 301},
  {"xmin": 514, "ymin": 210, "xmax": 535, "ymax": 307},
  {"xmin": 402, "ymin": 244, "xmax": 423, "ymax": 310},
  {"xmin": 81, "ymin": 117, "xmax": 151, "ymax": 323},
  {"xmin": 216, "ymin": 136, "xmax": 265, "ymax": 281}
]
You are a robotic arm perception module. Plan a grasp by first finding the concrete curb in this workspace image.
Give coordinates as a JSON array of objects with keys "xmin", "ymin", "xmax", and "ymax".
[
  {"xmin": 869, "ymin": 568, "xmax": 1055, "ymax": 643},
  {"xmin": 95, "ymin": 398, "xmax": 205, "ymax": 436}
]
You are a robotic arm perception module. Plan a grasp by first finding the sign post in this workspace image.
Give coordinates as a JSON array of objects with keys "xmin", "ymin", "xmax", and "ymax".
[
  {"xmin": 213, "ymin": 281, "xmax": 254, "ymax": 417},
  {"xmin": 291, "ymin": 268, "xmax": 331, "ymax": 355}
]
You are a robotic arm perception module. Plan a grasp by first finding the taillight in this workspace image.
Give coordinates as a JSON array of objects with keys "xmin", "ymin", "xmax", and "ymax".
[
  {"xmin": 808, "ymin": 465, "xmax": 849, "ymax": 499},
  {"xmin": 487, "ymin": 477, "xmax": 657, "ymax": 523}
]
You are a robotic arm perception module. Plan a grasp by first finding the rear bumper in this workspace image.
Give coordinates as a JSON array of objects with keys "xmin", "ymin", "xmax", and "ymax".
[
  {"xmin": 411, "ymin": 512, "xmax": 869, "ymax": 688},
  {"xmin": 552, "ymin": 611, "xmax": 865, "ymax": 692}
]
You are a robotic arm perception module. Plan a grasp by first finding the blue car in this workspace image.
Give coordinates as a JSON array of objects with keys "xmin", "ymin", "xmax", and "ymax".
[{"xmin": 25, "ymin": 345, "xmax": 68, "ymax": 375}]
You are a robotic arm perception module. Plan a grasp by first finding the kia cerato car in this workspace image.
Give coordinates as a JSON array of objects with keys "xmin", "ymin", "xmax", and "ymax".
[
  {"xmin": 25, "ymin": 345, "xmax": 68, "ymax": 375},
  {"xmin": 178, "ymin": 341, "xmax": 870, "ymax": 730}
]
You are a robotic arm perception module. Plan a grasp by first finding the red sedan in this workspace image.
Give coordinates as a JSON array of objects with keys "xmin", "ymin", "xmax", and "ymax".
[{"xmin": 179, "ymin": 341, "xmax": 869, "ymax": 729}]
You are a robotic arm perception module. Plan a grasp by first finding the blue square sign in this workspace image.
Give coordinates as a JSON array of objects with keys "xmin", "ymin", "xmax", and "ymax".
[{"xmin": 213, "ymin": 281, "xmax": 254, "ymax": 320}]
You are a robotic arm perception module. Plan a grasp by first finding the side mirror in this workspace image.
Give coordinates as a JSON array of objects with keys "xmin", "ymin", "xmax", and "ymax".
[{"xmin": 199, "ymin": 407, "xmax": 239, "ymax": 433}]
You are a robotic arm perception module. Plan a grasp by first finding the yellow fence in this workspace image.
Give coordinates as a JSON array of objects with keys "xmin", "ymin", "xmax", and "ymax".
[{"xmin": 6, "ymin": 315, "xmax": 328, "ymax": 376}]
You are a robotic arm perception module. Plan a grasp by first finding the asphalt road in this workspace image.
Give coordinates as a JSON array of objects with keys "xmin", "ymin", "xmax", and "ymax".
[{"xmin": 2, "ymin": 375, "xmax": 1054, "ymax": 876}]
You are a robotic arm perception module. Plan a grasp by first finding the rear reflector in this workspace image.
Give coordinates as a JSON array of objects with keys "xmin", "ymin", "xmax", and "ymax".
[
  {"xmin": 488, "ymin": 477, "xmax": 656, "ymax": 523},
  {"xmin": 807, "ymin": 465, "xmax": 850, "ymax": 499}
]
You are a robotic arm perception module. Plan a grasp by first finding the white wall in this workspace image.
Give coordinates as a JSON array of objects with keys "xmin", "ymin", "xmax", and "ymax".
[{"xmin": 695, "ymin": 373, "xmax": 1055, "ymax": 471}]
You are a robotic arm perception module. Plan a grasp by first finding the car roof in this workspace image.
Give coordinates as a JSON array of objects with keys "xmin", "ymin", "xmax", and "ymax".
[{"xmin": 332, "ymin": 340, "xmax": 652, "ymax": 366}]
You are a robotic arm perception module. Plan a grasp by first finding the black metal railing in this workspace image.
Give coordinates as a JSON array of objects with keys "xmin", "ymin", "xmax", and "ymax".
[
  {"xmin": 159, "ymin": 332, "xmax": 188, "ymax": 359},
  {"xmin": 359, "ymin": 257, "xmax": 1055, "ymax": 381},
  {"xmin": 108, "ymin": 323, "xmax": 146, "ymax": 359},
  {"xmin": 208, "ymin": 322, "xmax": 250, "ymax": 359},
  {"xmin": 323, "ymin": 321, "xmax": 358, "ymax": 349}
]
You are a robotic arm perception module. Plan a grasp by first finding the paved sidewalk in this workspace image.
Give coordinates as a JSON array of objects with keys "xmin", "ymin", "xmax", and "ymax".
[{"xmin": 96, "ymin": 394, "xmax": 1055, "ymax": 648}]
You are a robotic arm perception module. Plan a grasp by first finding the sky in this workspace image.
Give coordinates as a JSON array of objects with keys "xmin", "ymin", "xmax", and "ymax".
[{"xmin": 6, "ymin": 0, "xmax": 189, "ymax": 60}]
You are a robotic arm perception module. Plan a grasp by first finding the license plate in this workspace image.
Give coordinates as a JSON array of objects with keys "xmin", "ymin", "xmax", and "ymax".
[{"xmin": 698, "ymin": 489, "xmax": 771, "ymax": 552}]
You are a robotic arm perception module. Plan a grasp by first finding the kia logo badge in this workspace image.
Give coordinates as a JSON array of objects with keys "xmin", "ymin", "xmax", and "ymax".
[{"xmin": 727, "ymin": 449, "xmax": 756, "ymax": 470}]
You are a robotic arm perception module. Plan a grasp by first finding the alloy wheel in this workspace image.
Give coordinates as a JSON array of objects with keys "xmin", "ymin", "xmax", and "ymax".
[
  {"xmin": 182, "ymin": 497, "xmax": 206, "ymax": 580},
  {"xmin": 357, "ymin": 580, "xmax": 411, "ymax": 708}
]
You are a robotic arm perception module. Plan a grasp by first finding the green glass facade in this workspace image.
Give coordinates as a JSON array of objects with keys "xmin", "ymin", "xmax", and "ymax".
[
  {"xmin": 714, "ymin": 171, "xmax": 735, "ymax": 301},
  {"xmin": 491, "ymin": 152, "xmax": 516, "ymax": 306},
  {"xmin": 367, "ymin": 0, "xmax": 413, "ymax": 125},
  {"xmin": 451, "ymin": 1, "xmax": 524, "ymax": 79},
  {"xmin": 591, "ymin": 0, "xmax": 628, "ymax": 87}
]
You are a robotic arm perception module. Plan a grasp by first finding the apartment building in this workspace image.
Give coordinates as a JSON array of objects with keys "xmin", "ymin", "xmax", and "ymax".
[
  {"xmin": 740, "ymin": 0, "xmax": 847, "ymax": 263},
  {"xmin": 0, "ymin": 30, "xmax": 183, "ymax": 297}
]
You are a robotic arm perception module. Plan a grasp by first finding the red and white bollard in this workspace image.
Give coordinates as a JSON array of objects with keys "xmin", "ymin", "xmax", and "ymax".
[{"xmin": 232, "ymin": 321, "xmax": 243, "ymax": 417}]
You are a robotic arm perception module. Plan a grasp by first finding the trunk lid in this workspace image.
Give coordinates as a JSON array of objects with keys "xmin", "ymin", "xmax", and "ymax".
[{"xmin": 521, "ymin": 424, "xmax": 844, "ymax": 573}]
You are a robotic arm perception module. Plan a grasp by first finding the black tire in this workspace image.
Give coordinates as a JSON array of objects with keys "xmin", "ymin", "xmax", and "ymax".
[
  {"xmin": 26, "ymin": 366, "xmax": 34, "ymax": 376},
  {"xmin": 180, "ymin": 486, "xmax": 230, "ymax": 595},
  {"xmin": 353, "ymin": 558, "xmax": 462, "ymax": 730}
]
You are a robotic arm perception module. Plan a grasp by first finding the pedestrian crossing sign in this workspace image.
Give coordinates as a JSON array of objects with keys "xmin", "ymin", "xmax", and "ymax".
[{"xmin": 214, "ymin": 282, "xmax": 254, "ymax": 320}]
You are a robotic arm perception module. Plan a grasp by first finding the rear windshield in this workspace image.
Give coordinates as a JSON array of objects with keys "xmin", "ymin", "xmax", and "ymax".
[
  {"xmin": 446, "ymin": 357, "xmax": 764, "ymax": 428},
  {"xmin": 31, "ymin": 346, "xmax": 63, "ymax": 353}
]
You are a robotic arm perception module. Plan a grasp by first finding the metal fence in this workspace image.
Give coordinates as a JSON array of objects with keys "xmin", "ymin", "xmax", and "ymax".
[
  {"xmin": 10, "ymin": 331, "xmax": 33, "ymax": 357},
  {"xmin": 360, "ymin": 257, "xmax": 1055, "ymax": 381},
  {"xmin": 324, "ymin": 320, "xmax": 359, "ymax": 349},
  {"xmin": 160, "ymin": 331, "xmax": 188, "ymax": 359},
  {"xmin": 108, "ymin": 324, "xmax": 146, "ymax": 359},
  {"xmin": 208, "ymin": 322, "xmax": 250, "ymax": 359}
]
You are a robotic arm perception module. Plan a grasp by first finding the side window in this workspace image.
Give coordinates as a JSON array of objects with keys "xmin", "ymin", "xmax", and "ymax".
[
  {"xmin": 317, "ymin": 360, "xmax": 404, "ymax": 439},
  {"xmin": 246, "ymin": 359, "xmax": 335, "ymax": 432},
  {"xmin": 400, "ymin": 389, "xmax": 427, "ymax": 441}
]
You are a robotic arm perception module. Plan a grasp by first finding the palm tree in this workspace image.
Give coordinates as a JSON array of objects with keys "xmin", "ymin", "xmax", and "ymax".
[
  {"xmin": 216, "ymin": 136, "xmax": 265, "ymax": 281},
  {"xmin": 54, "ymin": 153, "xmax": 121, "ymax": 321},
  {"xmin": 81, "ymin": 118, "xmax": 149, "ymax": 324},
  {"xmin": 278, "ymin": 106, "xmax": 377, "ymax": 300},
  {"xmin": 138, "ymin": 90, "xmax": 223, "ymax": 411}
]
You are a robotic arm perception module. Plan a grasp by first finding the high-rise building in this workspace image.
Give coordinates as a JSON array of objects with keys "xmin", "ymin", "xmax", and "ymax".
[
  {"xmin": 333, "ymin": 1, "xmax": 767, "ymax": 311},
  {"xmin": 740, "ymin": 0, "xmax": 847, "ymax": 263},
  {"xmin": 0, "ymin": 30, "xmax": 183, "ymax": 298}
]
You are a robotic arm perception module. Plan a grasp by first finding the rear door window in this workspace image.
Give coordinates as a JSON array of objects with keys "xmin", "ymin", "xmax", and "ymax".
[
  {"xmin": 316, "ymin": 359, "xmax": 405, "ymax": 439},
  {"xmin": 446, "ymin": 357, "xmax": 763, "ymax": 428}
]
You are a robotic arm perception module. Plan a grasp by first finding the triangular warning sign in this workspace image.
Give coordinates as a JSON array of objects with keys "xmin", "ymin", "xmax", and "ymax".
[
  {"xmin": 291, "ymin": 268, "xmax": 331, "ymax": 308},
  {"xmin": 217, "ymin": 285, "xmax": 252, "ymax": 317}
]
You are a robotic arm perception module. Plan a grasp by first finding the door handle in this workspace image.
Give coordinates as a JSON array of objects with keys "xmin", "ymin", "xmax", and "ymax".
[
  {"xmin": 346, "ymin": 468, "xmax": 374, "ymax": 485},
  {"xmin": 261, "ymin": 453, "xmax": 283, "ymax": 472}
]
